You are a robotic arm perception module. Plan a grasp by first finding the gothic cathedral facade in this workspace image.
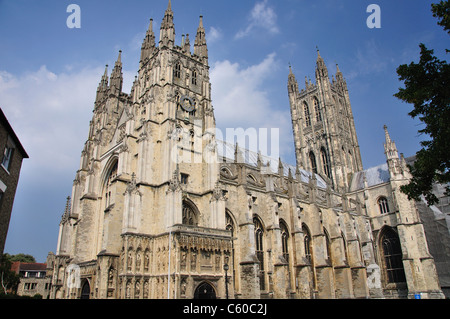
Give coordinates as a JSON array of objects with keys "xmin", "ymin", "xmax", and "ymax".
[{"xmin": 47, "ymin": 2, "xmax": 444, "ymax": 299}]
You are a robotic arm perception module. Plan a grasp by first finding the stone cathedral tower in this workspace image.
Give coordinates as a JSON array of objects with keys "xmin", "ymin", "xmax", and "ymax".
[
  {"xmin": 48, "ymin": 2, "xmax": 445, "ymax": 300},
  {"xmin": 288, "ymin": 51, "xmax": 363, "ymax": 191}
]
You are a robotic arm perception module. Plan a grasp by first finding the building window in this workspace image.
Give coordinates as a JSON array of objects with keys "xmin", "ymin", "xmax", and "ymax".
[
  {"xmin": 303, "ymin": 102, "xmax": 311, "ymax": 127},
  {"xmin": 182, "ymin": 201, "xmax": 198, "ymax": 226},
  {"xmin": 104, "ymin": 161, "xmax": 118, "ymax": 209},
  {"xmin": 321, "ymin": 148, "xmax": 331, "ymax": 179},
  {"xmin": 309, "ymin": 151, "xmax": 317, "ymax": 174},
  {"xmin": 191, "ymin": 70, "xmax": 197, "ymax": 85},
  {"xmin": 324, "ymin": 228, "xmax": 332, "ymax": 264},
  {"xmin": 181, "ymin": 173, "xmax": 189, "ymax": 185},
  {"xmin": 302, "ymin": 224, "xmax": 312, "ymax": 263},
  {"xmin": 314, "ymin": 97, "xmax": 322, "ymax": 122},
  {"xmin": 281, "ymin": 221, "xmax": 289, "ymax": 263},
  {"xmin": 253, "ymin": 216, "xmax": 265, "ymax": 290},
  {"xmin": 342, "ymin": 233, "xmax": 349, "ymax": 263},
  {"xmin": 174, "ymin": 63, "xmax": 181, "ymax": 79},
  {"xmin": 380, "ymin": 227, "xmax": 406, "ymax": 283},
  {"xmin": 226, "ymin": 212, "xmax": 235, "ymax": 236},
  {"xmin": 378, "ymin": 197, "xmax": 390, "ymax": 214},
  {"xmin": 1, "ymin": 145, "xmax": 13, "ymax": 171}
]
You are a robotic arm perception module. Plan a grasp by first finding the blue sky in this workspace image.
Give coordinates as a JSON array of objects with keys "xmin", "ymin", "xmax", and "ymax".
[{"xmin": 1, "ymin": 0, "xmax": 447, "ymax": 262}]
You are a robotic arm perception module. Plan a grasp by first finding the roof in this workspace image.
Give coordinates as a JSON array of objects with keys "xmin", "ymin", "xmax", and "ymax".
[
  {"xmin": 11, "ymin": 261, "xmax": 47, "ymax": 274},
  {"xmin": 216, "ymin": 140, "xmax": 327, "ymax": 189},
  {"xmin": 0, "ymin": 108, "xmax": 29, "ymax": 158},
  {"xmin": 350, "ymin": 162, "xmax": 390, "ymax": 191}
]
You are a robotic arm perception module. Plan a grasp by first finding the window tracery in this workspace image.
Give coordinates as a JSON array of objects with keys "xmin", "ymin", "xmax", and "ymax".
[
  {"xmin": 182, "ymin": 200, "xmax": 198, "ymax": 226},
  {"xmin": 378, "ymin": 197, "xmax": 390, "ymax": 214}
]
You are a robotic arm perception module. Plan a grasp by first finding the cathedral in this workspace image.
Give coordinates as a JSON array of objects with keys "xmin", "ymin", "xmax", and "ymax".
[{"xmin": 46, "ymin": 2, "xmax": 446, "ymax": 299}]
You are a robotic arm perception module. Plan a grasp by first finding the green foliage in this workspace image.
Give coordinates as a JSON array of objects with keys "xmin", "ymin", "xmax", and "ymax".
[
  {"xmin": 7, "ymin": 253, "xmax": 36, "ymax": 263},
  {"xmin": 0, "ymin": 254, "xmax": 20, "ymax": 294},
  {"xmin": 394, "ymin": 1, "xmax": 450, "ymax": 205},
  {"xmin": 432, "ymin": 0, "xmax": 450, "ymax": 34}
]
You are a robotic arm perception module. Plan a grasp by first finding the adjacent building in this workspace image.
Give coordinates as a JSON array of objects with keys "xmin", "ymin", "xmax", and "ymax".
[
  {"xmin": 0, "ymin": 108, "xmax": 29, "ymax": 261},
  {"xmin": 11, "ymin": 261, "xmax": 51, "ymax": 298}
]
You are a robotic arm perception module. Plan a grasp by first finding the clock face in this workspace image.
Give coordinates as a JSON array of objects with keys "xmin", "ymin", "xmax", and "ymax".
[{"xmin": 180, "ymin": 95, "xmax": 195, "ymax": 112}]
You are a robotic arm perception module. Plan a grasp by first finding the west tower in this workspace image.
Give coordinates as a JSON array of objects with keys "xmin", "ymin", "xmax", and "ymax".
[{"xmin": 53, "ymin": 1, "xmax": 231, "ymax": 299}]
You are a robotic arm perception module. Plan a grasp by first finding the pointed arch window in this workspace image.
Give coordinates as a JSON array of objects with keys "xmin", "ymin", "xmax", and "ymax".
[
  {"xmin": 303, "ymin": 102, "xmax": 311, "ymax": 127},
  {"xmin": 226, "ymin": 211, "xmax": 236, "ymax": 288},
  {"xmin": 182, "ymin": 201, "xmax": 198, "ymax": 226},
  {"xmin": 302, "ymin": 224, "xmax": 312, "ymax": 263},
  {"xmin": 380, "ymin": 227, "xmax": 406, "ymax": 283},
  {"xmin": 226, "ymin": 211, "xmax": 235, "ymax": 236},
  {"xmin": 104, "ymin": 160, "xmax": 118, "ymax": 209},
  {"xmin": 254, "ymin": 216, "xmax": 265, "ymax": 290},
  {"xmin": 309, "ymin": 151, "xmax": 317, "ymax": 174},
  {"xmin": 324, "ymin": 228, "xmax": 332, "ymax": 264},
  {"xmin": 321, "ymin": 148, "xmax": 331, "ymax": 179},
  {"xmin": 314, "ymin": 97, "xmax": 322, "ymax": 122},
  {"xmin": 191, "ymin": 70, "xmax": 197, "ymax": 85},
  {"xmin": 341, "ymin": 232, "xmax": 349, "ymax": 263},
  {"xmin": 378, "ymin": 197, "xmax": 390, "ymax": 214},
  {"xmin": 280, "ymin": 221, "xmax": 289, "ymax": 263}
]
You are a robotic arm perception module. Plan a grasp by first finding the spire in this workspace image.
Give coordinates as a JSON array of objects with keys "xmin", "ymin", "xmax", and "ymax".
[
  {"xmin": 335, "ymin": 63, "xmax": 346, "ymax": 85},
  {"xmin": 384, "ymin": 125, "xmax": 404, "ymax": 178},
  {"xmin": 160, "ymin": 0, "xmax": 175, "ymax": 48},
  {"xmin": 100, "ymin": 65, "xmax": 109, "ymax": 89},
  {"xmin": 60, "ymin": 196, "xmax": 71, "ymax": 225},
  {"xmin": 194, "ymin": 15, "xmax": 208, "ymax": 63},
  {"xmin": 278, "ymin": 157, "xmax": 284, "ymax": 176},
  {"xmin": 384, "ymin": 125, "xmax": 393, "ymax": 145},
  {"xmin": 117, "ymin": 50, "xmax": 122, "ymax": 64},
  {"xmin": 183, "ymin": 33, "xmax": 191, "ymax": 53},
  {"xmin": 141, "ymin": 18, "xmax": 155, "ymax": 63},
  {"xmin": 287, "ymin": 65, "xmax": 298, "ymax": 94},
  {"xmin": 96, "ymin": 65, "xmax": 109, "ymax": 103},
  {"xmin": 384, "ymin": 125, "xmax": 399, "ymax": 160},
  {"xmin": 315, "ymin": 48, "xmax": 328, "ymax": 79},
  {"xmin": 110, "ymin": 50, "xmax": 123, "ymax": 95}
]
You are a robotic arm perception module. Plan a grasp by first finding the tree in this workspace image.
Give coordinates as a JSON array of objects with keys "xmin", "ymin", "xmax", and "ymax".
[
  {"xmin": 394, "ymin": 1, "xmax": 450, "ymax": 206},
  {"xmin": 432, "ymin": 0, "xmax": 450, "ymax": 35},
  {"xmin": 7, "ymin": 253, "xmax": 36, "ymax": 263},
  {"xmin": 0, "ymin": 254, "xmax": 20, "ymax": 294}
]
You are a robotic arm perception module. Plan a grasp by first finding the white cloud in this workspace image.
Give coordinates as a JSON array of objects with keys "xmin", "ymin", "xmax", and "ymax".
[
  {"xmin": 0, "ymin": 54, "xmax": 292, "ymax": 186},
  {"xmin": 235, "ymin": 0, "xmax": 279, "ymax": 39},
  {"xmin": 207, "ymin": 26, "xmax": 222, "ymax": 44},
  {"xmin": 210, "ymin": 53, "xmax": 293, "ymax": 160},
  {"xmin": 0, "ymin": 66, "xmax": 101, "ymax": 177},
  {"xmin": 0, "ymin": 65, "xmax": 135, "ymax": 181}
]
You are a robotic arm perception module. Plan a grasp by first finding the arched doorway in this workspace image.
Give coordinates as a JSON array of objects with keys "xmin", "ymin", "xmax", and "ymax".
[
  {"xmin": 80, "ymin": 280, "xmax": 90, "ymax": 299},
  {"xmin": 194, "ymin": 282, "xmax": 216, "ymax": 299}
]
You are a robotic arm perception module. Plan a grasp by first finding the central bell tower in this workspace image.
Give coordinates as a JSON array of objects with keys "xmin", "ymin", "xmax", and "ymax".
[{"xmin": 288, "ymin": 51, "xmax": 363, "ymax": 191}]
